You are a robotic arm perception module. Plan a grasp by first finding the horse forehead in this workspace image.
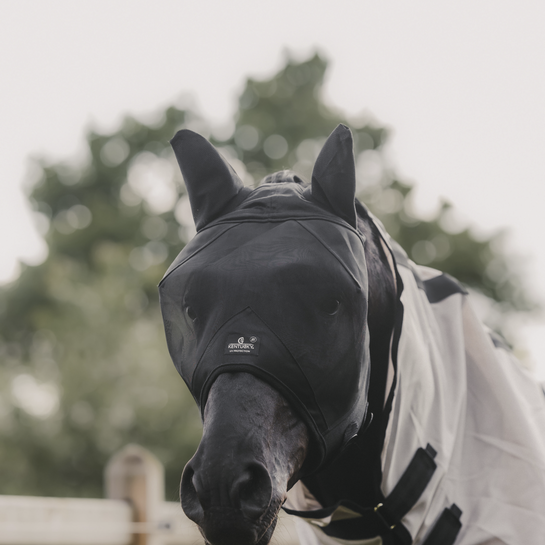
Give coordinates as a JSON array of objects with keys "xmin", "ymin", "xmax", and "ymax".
[
  {"xmin": 178, "ymin": 219, "xmax": 366, "ymax": 294},
  {"xmin": 160, "ymin": 181, "xmax": 366, "ymax": 283},
  {"xmin": 239, "ymin": 180, "xmax": 307, "ymax": 210}
]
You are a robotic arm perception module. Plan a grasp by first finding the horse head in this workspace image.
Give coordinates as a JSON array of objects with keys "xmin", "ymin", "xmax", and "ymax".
[{"xmin": 159, "ymin": 125, "xmax": 390, "ymax": 545}]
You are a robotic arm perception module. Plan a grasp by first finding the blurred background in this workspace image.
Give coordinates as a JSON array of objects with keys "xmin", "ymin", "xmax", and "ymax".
[{"xmin": 1, "ymin": 0, "xmax": 544, "ymax": 500}]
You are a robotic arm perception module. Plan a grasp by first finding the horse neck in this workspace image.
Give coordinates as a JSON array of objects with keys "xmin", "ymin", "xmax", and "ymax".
[{"xmin": 357, "ymin": 211, "xmax": 397, "ymax": 364}]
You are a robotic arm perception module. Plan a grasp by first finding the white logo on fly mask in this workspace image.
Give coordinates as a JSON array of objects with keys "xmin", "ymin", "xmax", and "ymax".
[{"xmin": 224, "ymin": 335, "xmax": 260, "ymax": 355}]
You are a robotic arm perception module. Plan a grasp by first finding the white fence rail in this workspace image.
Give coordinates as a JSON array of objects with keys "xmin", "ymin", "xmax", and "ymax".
[{"xmin": 0, "ymin": 444, "xmax": 300, "ymax": 545}]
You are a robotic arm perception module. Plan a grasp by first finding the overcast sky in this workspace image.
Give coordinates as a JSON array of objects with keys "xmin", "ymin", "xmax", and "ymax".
[{"xmin": 2, "ymin": 0, "xmax": 545, "ymax": 376}]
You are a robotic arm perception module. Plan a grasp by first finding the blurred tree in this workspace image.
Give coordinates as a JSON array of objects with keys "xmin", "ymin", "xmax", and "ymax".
[
  {"xmin": 0, "ymin": 107, "xmax": 203, "ymax": 499},
  {"xmin": 0, "ymin": 53, "xmax": 532, "ymax": 498}
]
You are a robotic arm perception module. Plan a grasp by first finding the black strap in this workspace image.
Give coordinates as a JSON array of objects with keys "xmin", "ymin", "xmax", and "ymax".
[
  {"xmin": 422, "ymin": 504, "xmax": 462, "ymax": 545},
  {"xmin": 283, "ymin": 443, "xmax": 437, "ymax": 542}
]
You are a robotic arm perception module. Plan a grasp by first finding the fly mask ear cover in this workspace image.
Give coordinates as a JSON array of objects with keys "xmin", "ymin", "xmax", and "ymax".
[{"xmin": 159, "ymin": 126, "xmax": 370, "ymax": 473}]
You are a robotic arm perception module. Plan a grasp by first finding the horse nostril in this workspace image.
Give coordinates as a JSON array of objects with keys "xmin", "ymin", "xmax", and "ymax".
[
  {"xmin": 180, "ymin": 465, "xmax": 204, "ymax": 524},
  {"xmin": 233, "ymin": 462, "xmax": 272, "ymax": 521}
]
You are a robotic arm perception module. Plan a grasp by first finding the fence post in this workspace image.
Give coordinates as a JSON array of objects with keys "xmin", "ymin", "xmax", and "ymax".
[{"xmin": 105, "ymin": 444, "xmax": 165, "ymax": 545}]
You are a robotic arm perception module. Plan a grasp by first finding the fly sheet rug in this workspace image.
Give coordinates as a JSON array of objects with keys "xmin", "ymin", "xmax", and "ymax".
[{"xmin": 286, "ymin": 232, "xmax": 545, "ymax": 545}]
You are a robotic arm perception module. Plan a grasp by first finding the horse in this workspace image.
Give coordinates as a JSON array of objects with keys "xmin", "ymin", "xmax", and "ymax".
[{"xmin": 159, "ymin": 125, "xmax": 545, "ymax": 545}]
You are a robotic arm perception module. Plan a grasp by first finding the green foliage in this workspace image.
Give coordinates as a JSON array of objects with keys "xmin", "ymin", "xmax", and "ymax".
[{"xmin": 0, "ymin": 53, "xmax": 532, "ymax": 498}]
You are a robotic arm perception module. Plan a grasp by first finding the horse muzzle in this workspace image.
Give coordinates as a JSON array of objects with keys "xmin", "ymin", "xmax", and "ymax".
[{"xmin": 179, "ymin": 372, "xmax": 308, "ymax": 545}]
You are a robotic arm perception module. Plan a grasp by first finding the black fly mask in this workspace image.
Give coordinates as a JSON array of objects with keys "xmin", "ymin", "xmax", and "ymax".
[{"xmin": 159, "ymin": 125, "xmax": 370, "ymax": 473}]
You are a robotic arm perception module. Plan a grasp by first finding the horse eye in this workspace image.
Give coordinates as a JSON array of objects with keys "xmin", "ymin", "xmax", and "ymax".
[
  {"xmin": 185, "ymin": 306, "xmax": 197, "ymax": 321},
  {"xmin": 324, "ymin": 300, "xmax": 340, "ymax": 316}
]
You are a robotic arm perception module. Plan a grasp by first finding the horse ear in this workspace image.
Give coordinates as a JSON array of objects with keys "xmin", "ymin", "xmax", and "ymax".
[
  {"xmin": 170, "ymin": 130, "xmax": 249, "ymax": 230},
  {"xmin": 311, "ymin": 124, "xmax": 357, "ymax": 228}
]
